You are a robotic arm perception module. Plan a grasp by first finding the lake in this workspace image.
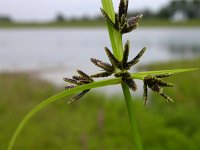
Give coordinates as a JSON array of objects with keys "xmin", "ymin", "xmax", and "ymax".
[{"xmin": 0, "ymin": 28, "xmax": 200, "ymax": 95}]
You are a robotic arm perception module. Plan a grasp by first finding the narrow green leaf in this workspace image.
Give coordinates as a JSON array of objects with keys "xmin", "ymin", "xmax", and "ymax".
[
  {"xmin": 101, "ymin": 0, "xmax": 123, "ymax": 60},
  {"xmin": 132, "ymin": 68, "xmax": 199, "ymax": 80},
  {"xmin": 7, "ymin": 78, "xmax": 120, "ymax": 150}
]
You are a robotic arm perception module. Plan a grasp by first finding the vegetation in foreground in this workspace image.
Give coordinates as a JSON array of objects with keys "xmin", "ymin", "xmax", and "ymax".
[{"xmin": 0, "ymin": 58, "xmax": 200, "ymax": 150}]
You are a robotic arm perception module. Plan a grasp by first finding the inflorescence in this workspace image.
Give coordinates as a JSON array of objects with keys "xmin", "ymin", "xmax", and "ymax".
[
  {"xmin": 100, "ymin": 0, "xmax": 143, "ymax": 34},
  {"xmin": 90, "ymin": 40, "xmax": 146, "ymax": 92},
  {"xmin": 64, "ymin": 70, "xmax": 93, "ymax": 104},
  {"xmin": 143, "ymin": 74, "xmax": 174, "ymax": 105},
  {"xmin": 64, "ymin": 0, "xmax": 174, "ymax": 105}
]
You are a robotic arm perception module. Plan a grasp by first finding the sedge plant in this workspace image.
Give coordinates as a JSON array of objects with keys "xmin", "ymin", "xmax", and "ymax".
[{"xmin": 8, "ymin": 0, "xmax": 198, "ymax": 150}]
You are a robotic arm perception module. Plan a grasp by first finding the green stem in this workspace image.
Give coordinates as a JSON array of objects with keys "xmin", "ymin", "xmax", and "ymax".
[
  {"xmin": 121, "ymin": 82, "xmax": 143, "ymax": 150},
  {"xmin": 101, "ymin": 0, "xmax": 123, "ymax": 60},
  {"xmin": 101, "ymin": 0, "xmax": 143, "ymax": 149}
]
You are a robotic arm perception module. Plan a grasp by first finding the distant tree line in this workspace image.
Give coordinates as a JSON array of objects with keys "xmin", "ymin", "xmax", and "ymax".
[
  {"xmin": 0, "ymin": 16, "xmax": 12, "ymax": 22},
  {"xmin": 157, "ymin": 0, "xmax": 200, "ymax": 19},
  {"xmin": 129, "ymin": 0, "xmax": 200, "ymax": 19},
  {"xmin": 1, "ymin": 0, "xmax": 199, "ymax": 23}
]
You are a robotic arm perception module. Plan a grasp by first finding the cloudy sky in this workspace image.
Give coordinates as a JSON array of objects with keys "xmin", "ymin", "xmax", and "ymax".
[{"xmin": 0, "ymin": 0, "xmax": 170, "ymax": 22}]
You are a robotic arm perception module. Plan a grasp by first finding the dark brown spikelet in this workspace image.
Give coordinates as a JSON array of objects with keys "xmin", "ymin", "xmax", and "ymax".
[
  {"xmin": 91, "ymin": 72, "xmax": 113, "ymax": 78},
  {"xmin": 146, "ymin": 76, "xmax": 174, "ymax": 87},
  {"xmin": 65, "ymin": 85, "xmax": 76, "ymax": 90},
  {"xmin": 149, "ymin": 83, "xmax": 162, "ymax": 93},
  {"xmin": 121, "ymin": 14, "xmax": 127, "ymax": 25},
  {"xmin": 90, "ymin": 58, "xmax": 113, "ymax": 72},
  {"xmin": 100, "ymin": 8, "xmax": 116, "ymax": 29},
  {"xmin": 122, "ymin": 40, "xmax": 130, "ymax": 67},
  {"xmin": 155, "ymin": 73, "xmax": 173, "ymax": 78},
  {"xmin": 120, "ymin": 14, "xmax": 143, "ymax": 34},
  {"xmin": 115, "ymin": 13, "xmax": 120, "ymax": 29},
  {"xmin": 68, "ymin": 90, "xmax": 90, "ymax": 104},
  {"xmin": 77, "ymin": 70, "xmax": 93, "ymax": 81},
  {"xmin": 122, "ymin": 77, "xmax": 137, "ymax": 91},
  {"xmin": 72, "ymin": 75, "xmax": 86, "ymax": 81},
  {"xmin": 118, "ymin": 0, "xmax": 128, "ymax": 21},
  {"xmin": 104, "ymin": 47, "xmax": 121, "ymax": 69},
  {"xmin": 63, "ymin": 78, "xmax": 79, "ymax": 85},
  {"xmin": 121, "ymin": 73, "xmax": 137, "ymax": 91},
  {"xmin": 143, "ymin": 84, "xmax": 148, "ymax": 105},
  {"xmin": 159, "ymin": 92, "xmax": 174, "ymax": 103},
  {"xmin": 127, "ymin": 14, "xmax": 143, "ymax": 28},
  {"xmin": 127, "ymin": 47, "xmax": 146, "ymax": 69},
  {"xmin": 153, "ymin": 78, "xmax": 174, "ymax": 87},
  {"xmin": 78, "ymin": 80, "xmax": 91, "ymax": 84}
]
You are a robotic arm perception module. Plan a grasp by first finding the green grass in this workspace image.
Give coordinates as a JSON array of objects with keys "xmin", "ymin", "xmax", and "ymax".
[
  {"xmin": 0, "ymin": 20, "xmax": 105, "ymax": 28},
  {"xmin": 140, "ymin": 19, "xmax": 200, "ymax": 27},
  {"xmin": 0, "ymin": 19, "xmax": 200, "ymax": 28},
  {"xmin": 1, "ymin": 58, "xmax": 200, "ymax": 150},
  {"xmin": 0, "ymin": 72, "xmax": 133, "ymax": 150}
]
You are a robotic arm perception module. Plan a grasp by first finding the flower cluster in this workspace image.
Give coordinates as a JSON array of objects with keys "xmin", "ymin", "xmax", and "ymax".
[
  {"xmin": 64, "ymin": 70, "xmax": 93, "ymax": 104},
  {"xmin": 143, "ymin": 74, "xmax": 174, "ymax": 105},
  {"xmin": 64, "ymin": 0, "xmax": 174, "ymax": 105},
  {"xmin": 100, "ymin": 0, "xmax": 143, "ymax": 34},
  {"xmin": 90, "ymin": 40, "xmax": 146, "ymax": 92}
]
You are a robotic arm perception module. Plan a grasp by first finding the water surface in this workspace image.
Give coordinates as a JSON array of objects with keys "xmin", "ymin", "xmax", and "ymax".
[{"xmin": 0, "ymin": 28, "xmax": 199, "ymax": 94}]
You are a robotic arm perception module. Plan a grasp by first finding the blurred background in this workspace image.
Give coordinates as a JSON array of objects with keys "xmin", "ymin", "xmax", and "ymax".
[{"xmin": 0, "ymin": 0, "xmax": 200, "ymax": 149}]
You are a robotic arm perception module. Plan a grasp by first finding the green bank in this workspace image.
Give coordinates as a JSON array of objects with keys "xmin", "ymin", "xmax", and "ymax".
[{"xmin": 0, "ymin": 19, "xmax": 200, "ymax": 28}]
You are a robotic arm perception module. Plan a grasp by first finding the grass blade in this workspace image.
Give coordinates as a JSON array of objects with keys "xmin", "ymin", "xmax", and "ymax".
[
  {"xmin": 7, "ymin": 78, "xmax": 120, "ymax": 150},
  {"xmin": 101, "ymin": 0, "xmax": 123, "ymax": 60},
  {"xmin": 132, "ymin": 68, "xmax": 199, "ymax": 79}
]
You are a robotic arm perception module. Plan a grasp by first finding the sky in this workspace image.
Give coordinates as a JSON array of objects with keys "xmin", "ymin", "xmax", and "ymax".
[{"xmin": 0, "ymin": 0, "xmax": 170, "ymax": 22}]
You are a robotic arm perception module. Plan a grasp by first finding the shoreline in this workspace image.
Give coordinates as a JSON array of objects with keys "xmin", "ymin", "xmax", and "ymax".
[{"xmin": 0, "ymin": 19, "xmax": 200, "ymax": 28}]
